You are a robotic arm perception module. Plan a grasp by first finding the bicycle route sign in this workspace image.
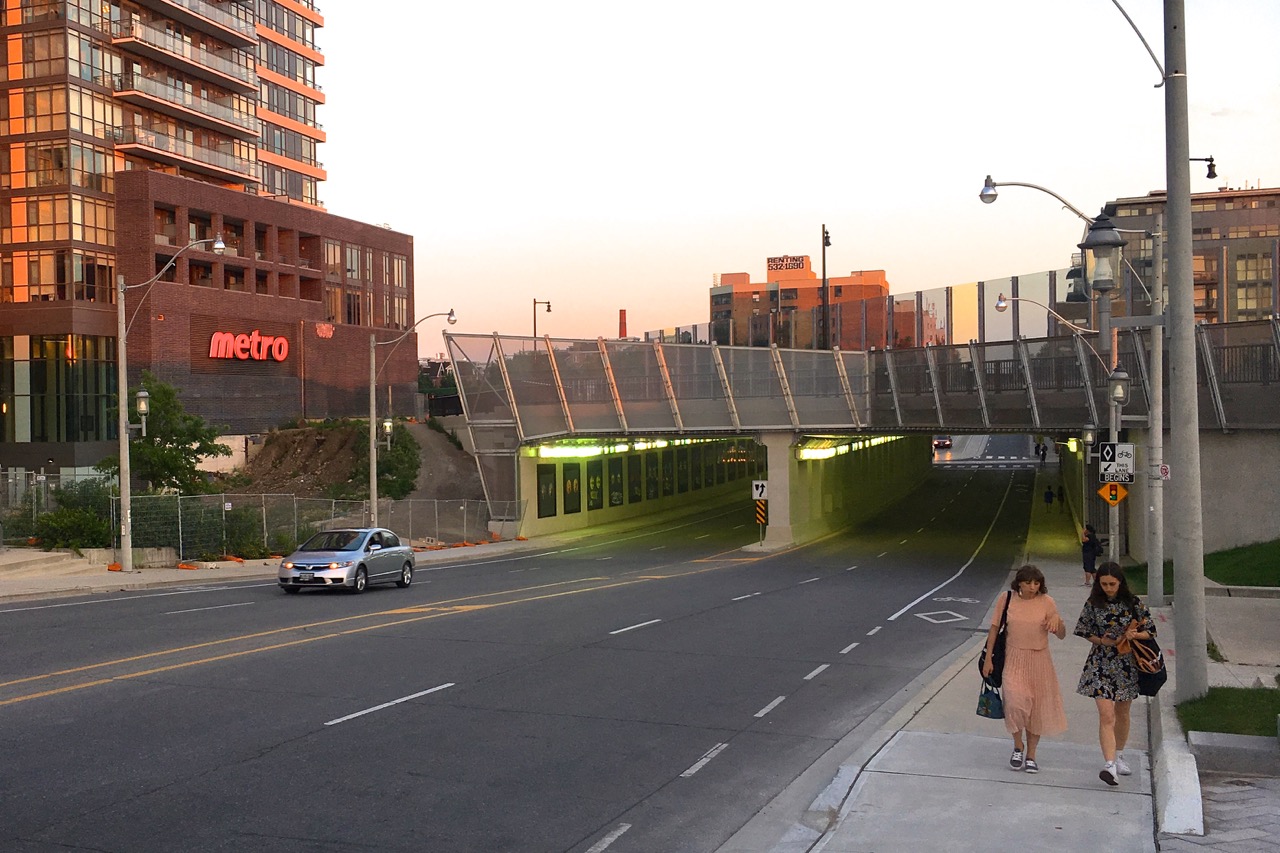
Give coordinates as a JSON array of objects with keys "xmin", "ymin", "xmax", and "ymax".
[{"xmin": 1099, "ymin": 442, "xmax": 1135, "ymax": 484}]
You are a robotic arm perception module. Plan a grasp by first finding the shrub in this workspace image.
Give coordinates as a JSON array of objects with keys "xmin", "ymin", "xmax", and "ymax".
[{"xmin": 35, "ymin": 507, "xmax": 112, "ymax": 551}]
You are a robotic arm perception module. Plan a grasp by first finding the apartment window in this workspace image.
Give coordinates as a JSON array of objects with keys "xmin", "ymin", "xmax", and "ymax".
[
  {"xmin": 155, "ymin": 208, "xmax": 177, "ymax": 245},
  {"xmin": 1234, "ymin": 253, "xmax": 1274, "ymax": 320},
  {"xmin": 324, "ymin": 283, "xmax": 340, "ymax": 322},
  {"xmin": 1, "ymin": 249, "xmax": 111, "ymax": 303},
  {"xmin": 323, "ymin": 239, "xmax": 341, "ymax": 280},
  {"xmin": 344, "ymin": 290, "xmax": 364, "ymax": 326},
  {"xmin": 345, "ymin": 245, "xmax": 361, "ymax": 279},
  {"xmin": 22, "ymin": 31, "xmax": 67, "ymax": 78}
]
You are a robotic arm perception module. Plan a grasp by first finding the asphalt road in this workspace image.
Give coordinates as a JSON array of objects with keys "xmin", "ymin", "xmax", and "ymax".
[{"xmin": 1, "ymin": 466, "xmax": 1035, "ymax": 853}]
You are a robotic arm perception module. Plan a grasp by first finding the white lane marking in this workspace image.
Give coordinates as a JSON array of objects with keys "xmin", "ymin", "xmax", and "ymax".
[
  {"xmin": 733, "ymin": 524, "xmax": 746, "ymax": 529},
  {"xmin": 917, "ymin": 528, "xmax": 925, "ymax": 533},
  {"xmin": 164, "ymin": 601, "xmax": 254, "ymax": 615},
  {"xmin": 845, "ymin": 564, "xmax": 858, "ymax": 571},
  {"xmin": 799, "ymin": 577, "xmax": 820, "ymax": 585},
  {"xmin": 324, "ymin": 683, "xmax": 455, "ymax": 726},
  {"xmin": 0, "ymin": 583, "xmax": 277, "ymax": 614},
  {"xmin": 585, "ymin": 823, "xmax": 632, "ymax": 852},
  {"xmin": 866, "ymin": 626, "xmax": 882, "ymax": 636},
  {"xmin": 888, "ymin": 473, "xmax": 1017, "ymax": 621},
  {"xmin": 731, "ymin": 592, "xmax": 761, "ymax": 601},
  {"xmin": 899, "ymin": 539, "xmax": 908, "ymax": 545},
  {"xmin": 840, "ymin": 642, "xmax": 860, "ymax": 654},
  {"xmin": 694, "ymin": 534, "xmax": 710, "ymax": 540},
  {"xmin": 877, "ymin": 551, "xmax": 888, "ymax": 557},
  {"xmin": 804, "ymin": 664, "xmax": 830, "ymax": 680},
  {"xmin": 755, "ymin": 696, "xmax": 786, "ymax": 718},
  {"xmin": 609, "ymin": 619, "xmax": 661, "ymax": 635},
  {"xmin": 680, "ymin": 743, "xmax": 729, "ymax": 777},
  {"xmin": 650, "ymin": 546, "xmax": 666, "ymax": 551}
]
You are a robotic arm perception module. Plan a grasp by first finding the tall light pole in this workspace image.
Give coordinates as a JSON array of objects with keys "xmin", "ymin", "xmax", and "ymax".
[
  {"xmin": 532, "ymin": 299, "xmax": 551, "ymax": 340},
  {"xmin": 116, "ymin": 235, "xmax": 224, "ymax": 573},
  {"xmin": 820, "ymin": 225, "xmax": 831, "ymax": 349},
  {"xmin": 1163, "ymin": 0, "xmax": 1208, "ymax": 701},
  {"xmin": 369, "ymin": 309, "xmax": 457, "ymax": 527}
]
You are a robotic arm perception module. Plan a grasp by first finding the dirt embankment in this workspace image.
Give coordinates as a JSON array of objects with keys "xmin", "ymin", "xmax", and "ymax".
[{"xmin": 236, "ymin": 423, "xmax": 484, "ymax": 501}]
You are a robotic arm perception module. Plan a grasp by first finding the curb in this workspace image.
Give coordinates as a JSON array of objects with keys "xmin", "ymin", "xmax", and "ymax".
[{"xmin": 1150, "ymin": 688, "xmax": 1205, "ymax": 836}]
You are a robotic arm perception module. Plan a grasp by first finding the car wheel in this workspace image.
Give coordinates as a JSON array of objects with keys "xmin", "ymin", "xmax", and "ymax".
[
  {"xmin": 396, "ymin": 563, "xmax": 413, "ymax": 588},
  {"xmin": 351, "ymin": 567, "xmax": 368, "ymax": 594},
  {"xmin": 282, "ymin": 586, "xmax": 301, "ymax": 594}
]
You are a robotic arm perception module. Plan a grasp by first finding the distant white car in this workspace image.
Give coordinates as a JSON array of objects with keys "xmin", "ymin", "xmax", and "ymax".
[
  {"xmin": 932, "ymin": 435, "xmax": 953, "ymax": 449},
  {"xmin": 278, "ymin": 528, "xmax": 414, "ymax": 594}
]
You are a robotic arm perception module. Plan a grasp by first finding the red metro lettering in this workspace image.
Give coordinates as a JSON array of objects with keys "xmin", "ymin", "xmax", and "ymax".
[{"xmin": 208, "ymin": 330, "xmax": 290, "ymax": 362}]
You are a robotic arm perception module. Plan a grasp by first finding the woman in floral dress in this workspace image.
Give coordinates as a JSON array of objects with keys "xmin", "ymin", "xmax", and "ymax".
[{"xmin": 1075, "ymin": 562, "xmax": 1156, "ymax": 786}]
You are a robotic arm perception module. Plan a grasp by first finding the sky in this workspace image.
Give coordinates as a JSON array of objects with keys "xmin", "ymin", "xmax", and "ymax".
[{"xmin": 315, "ymin": 1, "xmax": 1280, "ymax": 357}]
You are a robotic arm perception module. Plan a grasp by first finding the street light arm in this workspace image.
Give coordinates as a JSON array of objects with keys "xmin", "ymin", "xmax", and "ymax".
[
  {"xmin": 1108, "ymin": 0, "xmax": 1167, "ymax": 87},
  {"xmin": 994, "ymin": 293, "xmax": 1109, "ymax": 370},
  {"xmin": 123, "ymin": 235, "xmax": 225, "ymax": 335},
  {"xmin": 981, "ymin": 177, "xmax": 1096, "ymax": 224},
  {"xmin": 373, "ymin": 309, "xmax": 457, "ymax": 380}
]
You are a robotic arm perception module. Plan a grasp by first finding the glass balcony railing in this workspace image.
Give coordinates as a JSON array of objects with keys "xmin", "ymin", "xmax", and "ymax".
[
  {"xmin": 114, "ymin": 125, "xmax": 255, "ymax": 178},
  {"xmin": 111, "ymin": 20, "xmax": 257, "ymax": 89},
  {"xmin": 113, "ymin": 74, "xmax": 258, "ymax": 135},
  {"xmin": 136, "ymin": 0, "xmax": 257, "ymax": 43}
]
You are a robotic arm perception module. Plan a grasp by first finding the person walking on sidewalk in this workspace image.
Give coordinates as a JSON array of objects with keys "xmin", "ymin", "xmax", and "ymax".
[
  {"xmin": 981, "ymin": 565, "xmax": 1068, "ymax": 774},
  {"xmin": 1081, "ymin": 524, "xmax": 1102, "ymax": 586},
  {"xmin": 1043, "ymin": 486, "xmax": 1055, "ymax": 511},
  {"xmin": 1073, "ymin": 562, "xmax": 1157, "ymax": 787},
  {"xmin": 1055, "ymin": 485, "xmax": 1065, "ymax": 513}
]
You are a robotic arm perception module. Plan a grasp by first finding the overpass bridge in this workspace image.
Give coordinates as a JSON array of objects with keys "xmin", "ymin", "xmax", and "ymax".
[{"xmin": 443, "ymin": 317, "xmax": 1280, "ymax": 554}]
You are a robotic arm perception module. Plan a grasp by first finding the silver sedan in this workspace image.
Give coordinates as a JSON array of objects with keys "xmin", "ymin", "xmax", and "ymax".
[{"xmin": 278, "ymin": 528, "xmax": 415, "ymax": 594}]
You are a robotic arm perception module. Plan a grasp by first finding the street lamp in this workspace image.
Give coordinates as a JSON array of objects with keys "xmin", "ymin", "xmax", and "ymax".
[
  {"xmin": 981, "ymin": 178, "xmax": 1166, "ymax": 604},
  {"xmin": 115, "ymin": 234, "xmax": 224, "ymax": 573},
  {"xmin": 1079, "ymin": 212, "xmax": 1129, "ymax": 563},
  {"xmin": 369, "ymin": 309, "xmax": 457, "ymax": 527},
  {"xmin": 820, "ymin": 225, "xmax": 831, "ymax": 349},
  {"xmin": 532, "ymin": 299, "xmax": 551, "ymax": 339}
]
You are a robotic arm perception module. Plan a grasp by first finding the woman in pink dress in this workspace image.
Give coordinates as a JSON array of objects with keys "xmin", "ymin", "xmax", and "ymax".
[{"xmin": 981, "ymin": 565, "xmax": 1069, "ymax": 773}]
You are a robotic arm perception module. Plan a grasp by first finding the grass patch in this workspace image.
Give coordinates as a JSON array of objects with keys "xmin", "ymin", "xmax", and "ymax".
[
  {"xmin": 1177, "ymin": 686, "xmax": 1280, "ymax": 737},
  {"xmin": 1128, "ymin": 537, "xmax": 1280, "ymax": 595}
]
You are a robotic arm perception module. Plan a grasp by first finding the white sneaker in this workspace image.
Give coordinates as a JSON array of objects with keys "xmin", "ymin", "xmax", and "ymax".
[
  {"xmin": 1099, "ymin": 762, "xmax": 1118, "ymax": 786},
  {"xmin": 1116, "ymin": 755, "xmax": 1132, "ymax": 776}
]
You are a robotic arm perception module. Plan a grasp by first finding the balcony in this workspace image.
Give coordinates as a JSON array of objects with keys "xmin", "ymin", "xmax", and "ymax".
[
  {"xmin": 113, "ymin": 125, "xmax": 255, "ymax": 182},
  {"xmin": 111, "ymin": 20, "xmax": 257, "ymax": 94},
  {"xmin": 113, "ymin": 73, "xmax": 259, "ymax": 140},
  {"xmin": 132, "ymin": 0, "xmax": 257, "ymax": 48}
]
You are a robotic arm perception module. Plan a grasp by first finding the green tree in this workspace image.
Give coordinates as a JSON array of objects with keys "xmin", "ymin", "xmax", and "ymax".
[{"xmin": 96, "ymin": 371, "xmax": 231, "ymax": 493}]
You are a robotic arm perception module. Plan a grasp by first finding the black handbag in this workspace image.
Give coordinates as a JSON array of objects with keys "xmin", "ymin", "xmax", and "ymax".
[
  {"xmin": 1124, "ymin": 601, "xmax": 1167, "ymax": 696},
  {"xmin": 977, "ymin": 592, "xmax": 1012, "ymax": 687}
]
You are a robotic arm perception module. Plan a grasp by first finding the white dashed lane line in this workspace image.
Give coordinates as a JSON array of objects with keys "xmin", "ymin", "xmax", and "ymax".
[
  {"xmin": 866, "ymin": 626, "xmax": 882, "ymax": 636},
  {"xmin": 609, "ymin": 619, "xmax": 662, "ymax": 635},
  {"xmin": 325, "ymin": 683, "xmax": 455, "ymax": 726},
  {"xmin": 754, "ymin": 696, "xmax": 786, "ymax": 718},
  {"xmin": 840, "ymin": 642, "xmax": 860, "ymax": 654},
  {"xmin": 680, "ymin": 743, "xmax": 729, "ymax": 778},
  {"xmin": 731, "ymin": 592, "xmax": 761, "ymax": 601},
  {"xmin": 804, "ymin": 664, "xmax": 830, "ymax": 680},
  {"xmin": 799, "ymin": 577, "xmax": 820, "ymax": 585}
]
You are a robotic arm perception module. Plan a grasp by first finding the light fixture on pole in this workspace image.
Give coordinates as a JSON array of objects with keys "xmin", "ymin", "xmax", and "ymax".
[
  {"xmin": 532, "ymin": 299, "xmax": 551, "ymax": 340},
  {"xmin": 1081, "ymin": 422, "xmax": 1098, "ymax": 448},
  {"xmin": 1190, "ymin": 156, "xmax": 1216, "ymax": 180},
  {"xmin": 1079, "ymin": 212, "xmax": 1127, "ymax": 563},
  {"xmin": 115, "ymin": 234, "xmax": 224, "ymax": 574},
  {"xmin": 369, "ymin": 309, "xmax": 457, "ymax": 527}
]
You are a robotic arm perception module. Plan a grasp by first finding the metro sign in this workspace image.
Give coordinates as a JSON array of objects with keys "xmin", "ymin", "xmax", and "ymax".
[{"xmin": 208, "ymin": 330, "xmax": 290, "ymax": 362}]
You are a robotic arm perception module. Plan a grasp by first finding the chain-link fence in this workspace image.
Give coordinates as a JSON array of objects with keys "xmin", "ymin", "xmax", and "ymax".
[
  {"xmin": 108, "ymin": 495, "xmax": 515, "ymax": 560},
  {"xmin": 2, "ymin": 470, "xmax": 522, "ymax": 558}
]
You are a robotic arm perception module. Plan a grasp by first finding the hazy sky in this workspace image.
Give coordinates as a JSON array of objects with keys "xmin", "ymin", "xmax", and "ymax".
[{"xmin": 316, "ymin": 1, "xmax": 1280, "ymax": 356}]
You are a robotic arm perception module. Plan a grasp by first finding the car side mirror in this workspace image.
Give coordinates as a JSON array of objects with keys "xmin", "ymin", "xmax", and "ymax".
[{"xmin": 368, "ymin": 543, "xmax": 382, "ymax": 552}]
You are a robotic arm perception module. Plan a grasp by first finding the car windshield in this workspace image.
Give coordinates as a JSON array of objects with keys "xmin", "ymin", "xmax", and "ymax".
[{"xmin": 299, "ymin": 531, "xmax": 364, "ymax": 552}]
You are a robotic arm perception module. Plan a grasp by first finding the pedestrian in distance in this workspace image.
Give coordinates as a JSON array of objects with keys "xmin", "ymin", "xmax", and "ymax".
[
  {"xmin": 1074, "ymin": 562, "xmax": 1156, "ymax": 787},
  {"xmin": 1055, "ymin": 485, "xmax": 1065, "ymax": 513},
  {"xmin": 982, "ymin": 565, "xmax": 1068, "ymax": 774},
  {"xmin": 1043, "ymin": 486, "xmax": 1054, "ymax": 511},
  {"xmin": 1039, "ymin": 444, "xmax": 1048, "ymax": 467},
  {"xmin": 1033, "ymin": 441, "xmax": 1041, "ymax": 459},
  {"xmin": 1081, "ymin": 523, "xmax": 1103, "ymax": 586}
]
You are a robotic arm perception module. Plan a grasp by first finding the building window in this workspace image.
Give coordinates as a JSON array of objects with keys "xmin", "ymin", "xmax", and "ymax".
[{"xmin": 1234, "ymin": 252, "xmax": 1274, "ymax": 320}]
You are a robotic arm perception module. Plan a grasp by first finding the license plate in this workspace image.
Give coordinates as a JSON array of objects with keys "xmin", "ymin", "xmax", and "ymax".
[{"xmin": 299, "ymin": 572, "xmax": 314, "ymax": 580}]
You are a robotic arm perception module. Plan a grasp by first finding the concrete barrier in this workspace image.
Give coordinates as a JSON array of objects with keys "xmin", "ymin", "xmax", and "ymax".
[
  {"xmin": 1149, "ymin": 691, "xmax": 1204, "ymax": 836},
  {"xmin": 1188, "ymin": 730, "xmax": 1280, "ymax": 775}
]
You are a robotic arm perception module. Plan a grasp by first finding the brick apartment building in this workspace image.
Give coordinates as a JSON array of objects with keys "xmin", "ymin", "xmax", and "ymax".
[{"xmin": 0, "ymin": 1, "xmax": 418, "ymax": 475}]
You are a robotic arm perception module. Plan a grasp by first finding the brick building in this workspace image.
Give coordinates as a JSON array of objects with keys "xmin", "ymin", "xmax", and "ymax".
[{"xmin": 0, "ymin": 1, "xmax": 417, "ymax": 475}]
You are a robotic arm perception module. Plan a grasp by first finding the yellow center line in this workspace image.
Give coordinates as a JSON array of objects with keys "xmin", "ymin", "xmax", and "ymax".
[{"xmin": 0, "ymin": 565, "xmax": 733, "ymax": 708}]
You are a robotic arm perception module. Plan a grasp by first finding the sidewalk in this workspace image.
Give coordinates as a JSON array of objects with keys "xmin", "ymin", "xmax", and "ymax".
[{"xmin": 721, "ymin": 470, "xmax": 1280, "ymax": 853}]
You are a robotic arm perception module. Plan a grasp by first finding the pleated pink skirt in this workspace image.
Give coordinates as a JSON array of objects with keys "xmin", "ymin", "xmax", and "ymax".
[{"xmin": 1001, "ymin": 646, "xmax": 1068, "ymax": 736}]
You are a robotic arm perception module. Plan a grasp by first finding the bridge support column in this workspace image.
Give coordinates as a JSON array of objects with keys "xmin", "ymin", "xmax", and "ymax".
[{"xmin": 758, "ymin": 432, "xmax": 796, "ymax": 549}]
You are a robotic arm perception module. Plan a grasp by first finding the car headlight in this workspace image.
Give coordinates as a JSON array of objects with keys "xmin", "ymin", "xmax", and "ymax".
[
  {"xmin": 283, "ymin": 561, "xmax": 295, "ymax": 569},
  {"xmin": 328, "ymin": 560, "xmax": 356, "ymax": 569}
]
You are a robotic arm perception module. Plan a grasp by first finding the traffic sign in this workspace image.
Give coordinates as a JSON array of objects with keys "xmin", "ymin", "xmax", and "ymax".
[
  {"xmin": 1099, "ymin": 441, "xmax": 1135, "ymax": 483},
  {"xmin": 752, "ymin": 480, "xmax": 768, "ymax": 500},
  {"xmin": 754, "ymin": 499, "xmax": 768, "ymax": 525},
  {"xmin": 1098, "ymin": 483, "xmax": 1128, "ymax": 506}
]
